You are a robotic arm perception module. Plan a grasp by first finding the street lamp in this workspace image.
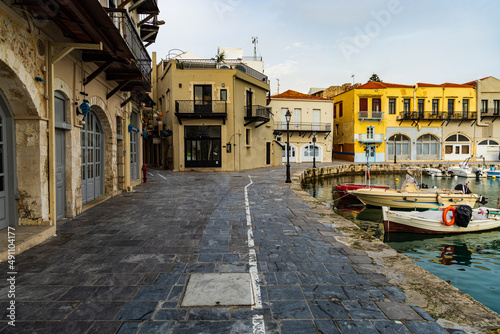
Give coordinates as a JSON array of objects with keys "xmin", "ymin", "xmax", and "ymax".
[
  {"xmin": 285, "ymin": 110, "xmax": 292, "ymax": 183},
  {"xmin": 312, "ymin": 132, "xmax": 317, "ymax": 168},
  {"xmin": 393, "ymin": 135, "xmax": 397, "ymax": 164}
]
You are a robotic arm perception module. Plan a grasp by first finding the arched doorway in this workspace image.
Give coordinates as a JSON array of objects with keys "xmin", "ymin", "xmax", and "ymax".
[
  {"xmin": 387, "ymin": 134, "xmax": 410, "ymax": 161},
  {"xmin": 81, "ymin": 109, "xmax": 104, "ymax": 204},
  {"xmin": 444, "ymin": 134, "xmax": 470, "ymax": 161},
  {"xmin": 301, "ymin": 143, "xmax": 322, "ymax": 162},
  {"xmin": 477, "ymin": 139, "xmax": 500, "ymax": 161},
  {"xmin": 282, "ymin": 144, "xmax": 297, "ymax": 163},
  {"xmin": 417, "ymin": 134, "xmax": 440, "ymax": 160}
]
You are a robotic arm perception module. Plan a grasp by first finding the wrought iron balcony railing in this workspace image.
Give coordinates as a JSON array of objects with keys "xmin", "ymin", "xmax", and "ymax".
[
  {"xmin": 358, "ymin": 111, "xmax": 384, "ymax": 120},
  {"xmin": 106, "ymin": 8, "xmax": 152, "ymax": 84},
  {"xmin": 245, "ymin": 105, "xmax": 272, "ymax": 119},
  {"xmin": 176, "ymin": 59, "xmax": 268, "ymax": 83},
  {"xmin": 274, "ymin": 122, "xmax": 332, "ymax": 132},
  {"xmin": 175, "ymin": 100, "xmax": 227, "ymax": 114},
  {"xmin": 399, "ymin": 111, "xmax": 477, "ymax": 120},
  {"xmin": 481, "ymin": 108, "xmax": 500, "ymax": 116}
]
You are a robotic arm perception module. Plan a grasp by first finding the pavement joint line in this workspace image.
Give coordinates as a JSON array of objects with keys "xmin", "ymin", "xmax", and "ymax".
[
  {"xmin": 157, "ymin": 173, "xmax": 167, "ymax": 180},
  {"xmin": 244, "ymin": 175, "xmax": 265, "ymax": 334}
]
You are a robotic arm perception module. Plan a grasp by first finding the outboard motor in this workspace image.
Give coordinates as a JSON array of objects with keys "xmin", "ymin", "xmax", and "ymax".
[
  {"xmin": 478, "ymin": 195, "xmax": 488, "ymax": 205},
  {"xmin": 454, "ymin": 184, "xmax": 471, "ymax": 194},
  {"xmin": 420, "ymin": 183, "xmax": 429, "ymax": 189}
]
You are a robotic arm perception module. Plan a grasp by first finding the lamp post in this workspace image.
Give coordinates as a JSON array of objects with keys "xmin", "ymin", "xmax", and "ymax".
[
  {"xmin": 393, "ymin": 135, "xmax": 397, "ymax": 164},
  {"xmin": 312, "ymin": 132, "xmax": 317, "ymax": 168},
  {"xmin": 285, "ymin": 110, "xmax": 292, "ymax": 183}
]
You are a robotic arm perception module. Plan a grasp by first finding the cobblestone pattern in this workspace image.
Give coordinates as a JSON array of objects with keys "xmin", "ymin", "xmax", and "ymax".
[{"xmin": 0, "ymin": 167, "xmax": 454, "ymax": 333}]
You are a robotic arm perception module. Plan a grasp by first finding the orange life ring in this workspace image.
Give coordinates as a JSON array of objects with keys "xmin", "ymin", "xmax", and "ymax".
[{"xmin": 442, "ymin": 206, "xmax": 456, "ymax": 226}]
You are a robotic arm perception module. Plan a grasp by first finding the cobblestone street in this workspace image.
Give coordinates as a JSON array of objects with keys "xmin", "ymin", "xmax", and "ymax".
[{"xmin": 1, "ymin": 166, "xmax": 454, "ymax": 333}]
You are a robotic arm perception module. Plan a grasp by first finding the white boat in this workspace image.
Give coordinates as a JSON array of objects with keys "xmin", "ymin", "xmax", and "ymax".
[
  {"xmin": 349, "ymin": 175, "xmax": 485, "ymax": 210},
  {"xmin": 424, "ymin": 167, "xmax": 449, "ymax": 177},
  {"xmin": 486, "ymin": 167, "xmax": 500, "ymax": 178},
  {"xmin": 451, "ymin": 156, "xmax": 488, "ymax": 178},
  {"xmin": 382, "ymin": 206, "xmax": 500, "ymax": 234}
]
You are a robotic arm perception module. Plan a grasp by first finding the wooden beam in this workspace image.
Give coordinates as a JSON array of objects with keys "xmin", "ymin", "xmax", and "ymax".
[
  {"xmin": 118, "ymin": 0, "xmax": 134, "ymax": 9},
  {"xmin": 83, "ymin": 60, "xmax": 113, "ymax": 86},
  {"xmin": 129, "ymin": 0, "xmax": 146, "ymax": 11},
  {"xmin": 138, "ymin": 14, "xmax": 154, "ymax": 27},
  {"xmin": 106, "ymin": 73, "xmax": 142, "ymax": 81},
  {"xmin": 107, "ymin": 80, "xmax": 130, "ymax": 100},
  {"xmin": 121, "ymin": 91, "xmax": 141, "ymax": 107}
]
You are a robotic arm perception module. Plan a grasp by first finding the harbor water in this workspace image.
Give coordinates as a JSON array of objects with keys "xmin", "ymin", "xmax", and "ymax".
[{"xmin": 303, "ymin": 173, "xmax": 500, "ymax": 315}]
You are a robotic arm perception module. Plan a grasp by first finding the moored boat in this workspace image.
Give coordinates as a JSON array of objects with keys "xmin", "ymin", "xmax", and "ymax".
[
  {"xmin": 349, "ymin": 175, "xmax": 486, "ymax": 209},
  {"xmin": 382, "ymin": 206, "xmax": 500, "ymax": 234},
  {"xmin": 335, "ymin": 183, "xmax": 390, "ymax": 199}
]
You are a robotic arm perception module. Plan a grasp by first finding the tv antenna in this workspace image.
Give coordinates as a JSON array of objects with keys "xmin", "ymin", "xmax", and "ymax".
[
  {"xmin": 252, "ymin": 36, "xmax": 258, "ymax": 58},
  {"xmin": 277, "ymin": 78, "xmax": 280, "ymax": 94}
]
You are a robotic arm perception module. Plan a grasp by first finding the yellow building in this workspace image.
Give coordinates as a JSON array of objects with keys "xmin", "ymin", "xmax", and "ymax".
[
  {"xmin": 333, "ymin": 81, "xmax": 478, "ymax": 162},
  {"xmin": 152, "ymin": 52, "xmax": 280, "ymax": 171},
  {"xmin": 268, "ymin": 90, "xmax": 333, "ymax": 164}
]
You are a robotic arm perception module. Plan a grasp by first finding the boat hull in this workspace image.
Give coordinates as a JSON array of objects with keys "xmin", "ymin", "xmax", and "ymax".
[
  {"xmin": 351, "ymin": 188, "xmax": 478, "ymax": 209},
  {"xmin": 382, "ymin": 207, "xmax": 500, "ymax": 234},
  {"xmin": 335, "ymin": 184, "xmax": 390, "ymax": 199}
]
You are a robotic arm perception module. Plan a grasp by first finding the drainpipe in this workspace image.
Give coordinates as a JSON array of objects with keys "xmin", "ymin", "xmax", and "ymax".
[
  {"xmin": 476, "ymin": 79, "xmax": 488, "ymax": 127},
  {"xmin": 47, "ymin": 42, "xmax": 102, "ymax": 224}
]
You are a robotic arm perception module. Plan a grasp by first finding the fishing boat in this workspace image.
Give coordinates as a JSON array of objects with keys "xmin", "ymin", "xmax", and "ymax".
[
  {"xmin": 451, "ymin": 156, "xmax": 488, "ymax": 178},
  {"xmin": 423, "ymin": 167, "xmax": 450, "ymax": 177},
  {"xmin": 335, "ymin": 183, "xmax": 390, "ymax": 199},
  {"xmin": 382, "ymin": 206, "xmax": 500, "ymax": 234},
  {"xmin": 486, "ymin": 167, "xmax": 500, "ymax": 178},
  {"xmin": 349, "ymin": 175, "xmax": 485, "ymax": 209}
]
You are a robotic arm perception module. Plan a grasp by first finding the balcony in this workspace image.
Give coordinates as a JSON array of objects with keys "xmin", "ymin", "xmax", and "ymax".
[
  {"xmin": 273, "ymin": 122, "xmax": 332, "ymax": 137},
  {"xmin": 175, "ymin": 100, "xmax": 227, "ymax": 124},
  {"xmin": 356, "ymin": 133, "xmax": 384, "ymax": 143},
  {"xmin": 481, "ymin": 108, "xmax": 500, "ymax": 117},
  {"xmin": 398, "ymin": 111, "xmax": 477, "ymax": 121},
  {"xmin": 358, "ymin": 111, "xmax": 384, "ymax": 124},
  {"xmin": 244, "ymin": 105, "xmax": 272, "ymax": 128},
  {"xmin": 18, "ymin": 1, "xmax": 156, "ymax": 103},
  {"xmin": 176, "ymin": 59, "xmax": 269, "ymax": 83}
]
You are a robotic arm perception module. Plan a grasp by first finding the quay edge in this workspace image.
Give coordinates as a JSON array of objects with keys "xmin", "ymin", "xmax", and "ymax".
[{"xmin": 295, "ymin": 164, "xmax": 500, "ymax": 333}]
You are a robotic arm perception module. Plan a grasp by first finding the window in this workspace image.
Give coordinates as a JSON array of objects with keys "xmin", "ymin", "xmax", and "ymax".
[
  {"xmin": 494, "ymin": 100, "xmax": 500, "ymax": 115},
  {"xmin": 372, "ymin": 98, "xmax": 381, "ymax": 112},
  {"xmin": 481, "ymin": 100, "xmax": 488, "ymax": 113},
  {"xmin": 447, "ymin": 99, "xmax": 454, "ymax": 115},
  {"xmin": 220, "ymin": 89, "xmax": 227, "ymax": 101},
  {"xmin": 294, "ymin": 108, "xmax": 301, "ymax": 125},
  {"xmin": 55, "ymin": 91, "xmax": 66, "ymax": 123},
  {"xmin": 335, "ymin": 124, "xmax": 339, "ymax": 136},
  {"xmin": 388, "ymin": 99, "xmax": 396, "ymax": 114},
  {"xmin": 418, "ymin": 99, "xmax": 424, "ymax": 112},
  {"xmin": 185, "ymin": 126, "xmax": 222, "ymax": 168},
  {"xmin": 432, "ymin": 99, "xmax": 439, "ymax": 115},
  {"xmin": 367, "ymin": 126, "xmax": 374, "ymax": 139},
  {"xmin": 463, "ymin": 99, "xmax": 469, "ymax": 112},
  {"xmin": 339, "ymin": 103, "xmax": 343, "ymax": 117},
  {"xmin": 280, "ymin": 108, "xmax": 288, "ymax": 129},
  {"xmin": 246, "ymin": 128, "xmax": 251, "ymax": 146},
  {"xmin": 403, "ymin": 99, "xmax": 410, "ymax": 112}
]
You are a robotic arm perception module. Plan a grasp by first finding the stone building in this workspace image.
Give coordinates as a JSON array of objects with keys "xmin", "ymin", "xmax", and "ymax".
[
  {"xmin": 151, "ymin": 50, "xmax": 281, "ymax": 171},
  {"xmin": 269, "ymin": 90, "xmax": 333, "ymax": 164},
  {"xmin": 0, "ymin": 0, "xmax": 160, "ymax": 228}
]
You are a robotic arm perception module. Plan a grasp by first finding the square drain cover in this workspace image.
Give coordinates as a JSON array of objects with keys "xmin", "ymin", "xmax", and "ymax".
[{"xmin": 181, "ymin": 273, "xmax": 254, "ymax": 307}]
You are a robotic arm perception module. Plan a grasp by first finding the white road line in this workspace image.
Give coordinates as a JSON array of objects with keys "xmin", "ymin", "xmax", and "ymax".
[
  {"xmin": 244, "ymin": 175, "xmax": 265, "ymax": 334},
  {"xmin": 157, "ymin": 173, "xmax": 167, "ymax": 180},
  {"xmin": 148, "ymin": 172, "xmax": 154, "ymax": 176}
]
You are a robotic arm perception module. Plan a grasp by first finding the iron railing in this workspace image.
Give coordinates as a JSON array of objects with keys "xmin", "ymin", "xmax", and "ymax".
[
  {"xmin": 245, "ymin": 105, "xmax": 272, "ymax": 119},
  {"xmin": 274, "ymin": 122, "xmax": 331, "ymax": 132},
  {"xmin": 399, "ymin": 111, "xmax": 477, "ymax": 120},
  {"xmin": 175, "ymin": 100, "xmax": 227, "ymax": 114},
  {"xmin": 356, "ymin": 133, "xmax": 384, "ymax": 142},
  {"xmin": 481, "ymin": 108, "xmax": 500, "ymax": 116},
  {"xmin": 106, "ymin": 8, "xmax": 152, "ymax": 84},
  {"xmin": 358, "ymin": 111, "xmax": 384, "ymax": 120},
  {"xmin": 176, "ymin": 59, "xmax": 268, "ymax": 83}
]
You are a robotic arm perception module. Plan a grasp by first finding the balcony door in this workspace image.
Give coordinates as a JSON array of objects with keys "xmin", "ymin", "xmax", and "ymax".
[
  {"xmin": 194, "ymin": 85, "xmax": 212, "ymax": 113},
  {"xmin": 246, "ymin": 89, "xmax": 253, "ymax": 118},
  {"xmin": 81, "ymin": 109, "xmax": 104, "ymax": 204}
]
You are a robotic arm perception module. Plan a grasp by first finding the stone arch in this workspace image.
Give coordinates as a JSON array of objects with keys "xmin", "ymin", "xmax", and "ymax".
[
  {"xmin": 0, "ymin": 48, "xmax": 43, "ymax": 117},
  {"xmin": 88, "ymin": 104, "xmax": 116, "ymax": 196}
]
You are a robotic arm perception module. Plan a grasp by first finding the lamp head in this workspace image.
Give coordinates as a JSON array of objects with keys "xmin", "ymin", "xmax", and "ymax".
[{"xmin": 285, "ymin": 110, "xmax": 292, "ymax": 122}]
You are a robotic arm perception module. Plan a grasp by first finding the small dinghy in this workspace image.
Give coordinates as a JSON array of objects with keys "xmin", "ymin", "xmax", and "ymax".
[{"xmin": 382, "ymin": 206, "xmax": 500, "ymax": 234}]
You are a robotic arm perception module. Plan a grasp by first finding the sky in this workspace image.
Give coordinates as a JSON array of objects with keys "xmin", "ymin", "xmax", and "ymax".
[{"xmin": 150, "ymin": 0, "xmax": 500, "ymax": 95}]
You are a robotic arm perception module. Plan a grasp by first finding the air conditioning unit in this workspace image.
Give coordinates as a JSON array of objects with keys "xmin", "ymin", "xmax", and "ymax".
[{"xmin": 396, "ymin": 116, "xmax": 402, "ymax": 120}]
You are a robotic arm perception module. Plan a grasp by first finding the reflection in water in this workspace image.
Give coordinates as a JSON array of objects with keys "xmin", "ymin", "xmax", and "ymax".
[{"xmin": 304, "ymin": 173, "xmax": 500, "ymax": 315}]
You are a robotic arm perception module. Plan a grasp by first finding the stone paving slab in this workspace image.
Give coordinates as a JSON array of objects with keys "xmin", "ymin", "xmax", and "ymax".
[{"xmin": 0, "ymin": 165, "xmax": 495, "ymax": 333}]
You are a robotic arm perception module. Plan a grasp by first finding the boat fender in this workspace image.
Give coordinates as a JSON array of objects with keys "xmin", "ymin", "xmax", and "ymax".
[{"xmin": 442, "ymin": 206, "xmax": 456, "ymax": 226}]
